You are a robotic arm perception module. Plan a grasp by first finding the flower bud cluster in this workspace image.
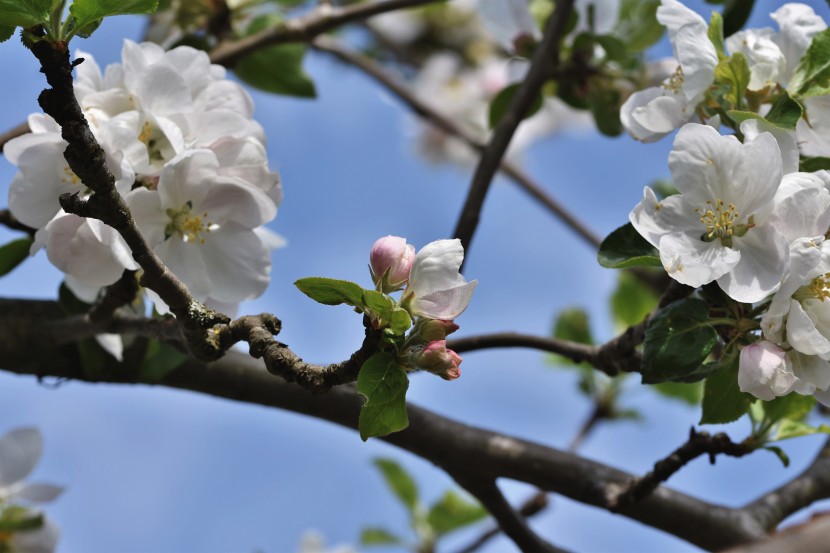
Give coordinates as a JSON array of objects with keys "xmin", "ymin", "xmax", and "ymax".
[
  {"xmin": 369, "ymin": 236, "xmax": 476, "ymax": 380},
  {"xmin": 5, "ymin": 40, "xmax": 282, "ymax": 316}
]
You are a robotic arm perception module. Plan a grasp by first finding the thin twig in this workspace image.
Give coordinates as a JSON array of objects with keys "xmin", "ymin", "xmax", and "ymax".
[
  {"xmin": 208, "ymin": 0, "xmax": 445, "ymax": 67},
  {"xmin": 609, "ymin": 428, "xmax": 754, "ymax": 512},
  {"xmin": 453, "ymin": 492, "xmax": 549, "ymax": 553},
  {"xmin": 312, "ymin": 35, "xmax": 601, "ymax": 250},
  {"xmin": 452, "ymin": 0, "xmax": 576, "ymax": 259},
  {"xmin": 0, "ymin": 121, "xmax": 29, "ymax": 155},
  {"xmin": 0, "ymin": 209, "xmax": 36, "ymax": 235}
]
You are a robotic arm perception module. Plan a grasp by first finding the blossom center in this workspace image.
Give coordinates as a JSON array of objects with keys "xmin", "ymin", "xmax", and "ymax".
[
  {"xmin": 663, "ymin": 67, "xmax": 685, "ymax": 93},
  {"xmin": 164, "ymin": 202, "xmax": 219, "ymax": 244},
  {"xmin": 697, "ymin": 198, "xmax": 740, "ymax": 242},
  {"xmin": 795, "ymin": 272, "xmax": 830, "ymax": 302},
  {"xmin": 138, "ymin": 121, "xmax": 173, "ymax": 164}
]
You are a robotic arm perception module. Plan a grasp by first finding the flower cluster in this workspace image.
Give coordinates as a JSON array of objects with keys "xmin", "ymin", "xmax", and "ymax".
[
  {"xmin": 0, "ymin": 428, "xmax": 63, "ymax": 553},
  {"xmin": 370, "ymin": 236, "xmax": 477, "ymax": 380},
  {"xmin": 626, "ymin": 2, "xmax": 830, "ymax": 404},
  {"xmin": 6, "ymin": 40, "xmax": 282, "ymax": 317}
]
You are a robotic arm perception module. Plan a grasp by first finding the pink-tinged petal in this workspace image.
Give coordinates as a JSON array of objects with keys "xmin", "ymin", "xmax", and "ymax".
[
  {"xmin": 0, "ymin": 428, "xmax": 42, "ymax": 488},
  {"xmin": 658, "ymin": 231, "xmax": 740, "ymax": 288},
  {"xmin": 370, "ymin": 236, "xmax": 415, "ymax": 290},
  {"xmin": 411, "ymin": 280, "xmax": 478, "ymax": 320},
  {"xmin": 717, "ymin": 225, "xmax": 788, "ymax": 303},
  {"xmin": 738, "ymin": 341, "xmax": 795, "ymax": 400},
  {"xmin": 788, "ymin": 299, "xmax": 830, "ymax": 356}
]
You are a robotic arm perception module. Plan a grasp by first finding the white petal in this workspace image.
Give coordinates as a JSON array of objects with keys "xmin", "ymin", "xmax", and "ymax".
[
  {"xmin": 769, "ymin": 172, "xmax": 830, "ymax": 241},
  {"xmin": 10, "ymin": 515, "xmax": 60, "ymax": 553},
  {"xmin": 738, "ymin": 341, "xmax": 794, "ymax": 400},
  {"xmin": 658, "ymin": 231, "xmax": 740, "ymax": 288},
  {"xmin": 629, "ymin": 187, "xmax": 699, "ymax": 247},
  {"xmin": 788, "ymin": 299, "xmax": 830, "ymax": 355},
  {"xmin": 789, "ymin": 349, "xmax": 830, "ymax": 394},
  {"xmin": 15, "ymin": 483, "xmax": 64, "ymax": 504},
  {"xmin": 0, "ymin": 428, "xmax": 42, "ymax": 489},
  {"xmin": 411, "ymin": 280, "xmax": 478, "ymax": 320},
  {"xmin": 717, "ymin": 225, "xmax": 788, "ymax": 303},
  {"xmin": 409, "ymin": 239, "xmax": 467, "ymax": 298},
  {"xmin": 740, "ymin": 118, "xmax": 798, "ymax": 175},
  {"xmin": 95, "ymin": 334, "xmax": 124, "ymax": 362}
]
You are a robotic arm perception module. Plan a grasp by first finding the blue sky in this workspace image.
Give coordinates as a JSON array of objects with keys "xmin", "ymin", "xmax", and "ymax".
[{"xmin": 1, "ymin": 1, "xmax": 830, "ymax": 552}]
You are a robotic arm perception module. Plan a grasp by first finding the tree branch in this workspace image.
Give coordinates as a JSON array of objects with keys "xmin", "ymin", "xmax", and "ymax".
[
  {"xmin": 311, "ymin": 35, "xmax": 601, "ymax": 250},
  {"xmin": 452, "ymin": 0, "xmax": 575, "ymax": 258},
  {"xmin": 208, "ymin": 0, "xmax": 445, "ymax": 67},
  {"xmin": 0, "ymin": 121, "xmax": 29, "ymax": 155},
  {"xmin": 0, "ymin": 208, "xmax": 35, "ymax": 235}
]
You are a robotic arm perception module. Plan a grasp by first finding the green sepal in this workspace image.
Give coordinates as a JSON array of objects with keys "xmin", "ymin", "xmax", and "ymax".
[
  {"xmin": 763, "ymin": 445, "xmax": 790, "ymax": 467},
  {"xmin": 0, "ymin": 237, "xmax": 33, "ymax": 277},
  {"xmin": 294, "ymin": 277, "xmax": 364, "ymax": 307},
  {"xmin": 357, "ymin": 352, "xmax": 409, "ymax": 441},
  {"xmin": 373, "ymin": 458, "xmax": 419, "ymax": 513},
  {"xmin": 727, "ymin": 92, "xmax": 803, "ymax": 131},
  {"xmin": 427, "ymin": 490, "xmax": 488, "ymax": 536},
  {"xmin": 597, "ymin": 222, "xmax": 661, "ymax": 269},
  {"xmin": 488, "ymin": 83, "xmax": 543, "ymax": 129},
  {"xmin": 234, "ymin": 15, "xmax": 316, "ymax": 98},
  {"xmin": 361, "ymin": 290, "xmax": 412, "ymax": 336},
  {"xmin": 772, "ymin": 419, "xmax": 830, "ymax": 441},
  {"xmin": 0, "ymin": 506, "xmax": 44, "ymax": 532},
  {"xmin": 700, "ymin": 354, "xmax": 754, "ymax": 424},
  {"xmin": 642, "ymin": 298, "xmax": 719, "ymax": 384}
]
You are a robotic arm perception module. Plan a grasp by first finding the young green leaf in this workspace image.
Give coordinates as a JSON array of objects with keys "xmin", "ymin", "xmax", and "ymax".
[
  {"xmin": 427, "ymin": 490, "xmax": 488, "ymax": 536},
  {"xmin": 373, "ymin": 458, "xmax": 419, "ymax": 513},
  {"xmin": 0, "ymin": 506, "xmax": 44, "ymax": 532},
  {"xmin": 357, "ymin": 352, "xmax": 409, "ymax": 441},
  {"xmin": 360, "ymin": 527, "xmax": 402, "ymax": 546},
  {"xmin": 700, "ymin": 355, "xmax": 754, "ymax": 424},
  {"xmin": 234, "ymin": 16, "xmax": 316, "ymax": 98},
  {"xmin": 0, "ymin": 25, "xmax": 15, "ymax": 43},
  {"xmin": 762, "ymin": 393, "xmax": 815, "ymax": 426},
  {"xmin": 610, "ymin": 271, "xmax": 658, "ymax": 328},
  {"xmin": 0, "ymin": 0, "xmax": 52, "ymax": 29},
  {"xmin": 764, "ymin": 92, "xmax": 804, "ymax": 130},
  {"xmin": 714, "ymin": 52, "xmax": 750, "ymax": 110},
  {"xmin": 488, "ymin": 83, "xmax": 543, "ymax": 129},
  {"xmin": 294, "ymin": 277, "xmax": 364, "ymax": 307},
  {"xmin": 642, "ymin": 298, "xmax": 719, "ymax": 384},
  {"xmin": 549, "ymin": 307, "xmax": 593, "ymax": 369},
  {"xmin": 587, "ymin": 80, "xmax": 623, "ymax": 136},
  {"xmin": 787, "ymin": 28, "xmax": 830, "ymax": 98},
  {"xmin": 652, "ymin": 381, "xmax": 704, "ymax": 405},
  {"xmin": 800, "ymin": 156, "xmax": 830, "ymax": 172},
  {"xmin": 68, "ymin": 0, "xmax": 158, "ymax": 38},
  {"xmin": 362, "ymin": 290, "xmax": 412, "ymax": 336},
  {"xmin": 597, "ymin": 222, "xmax": 661, "ymax": 269},
  {"xmin": 707, "ymin": 11, "xmax": 726, "ymax": 60},
  {"xmin": 773, "ymin": 419, "xmax": 830, "ymax": 441},
  {"xmin": 763, "ymin": 445, "xmax": 790, "ymax": 468},
  {"xmin": 139, "ymin": 340, "xmax": 187, "ymax": 382},
  {"xmin": 0, "ymin": 237, "xmax": 34, "ymax": 277}
]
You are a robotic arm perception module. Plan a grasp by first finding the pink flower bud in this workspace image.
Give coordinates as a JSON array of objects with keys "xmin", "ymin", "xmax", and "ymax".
[
  {"xmin": 414, "ymin": 318, "xmax": 459, "ymax": 342},
  {"xmin": 370, "ymin": 236, "xmax": 415, "ymax": 292},
  {"xmin": 415, "ymin": 340, "xmax": 462, "ymax": 381},
  {"xmin": 738, "ymin": 341, "xmax": 796, "ymax": 400}
]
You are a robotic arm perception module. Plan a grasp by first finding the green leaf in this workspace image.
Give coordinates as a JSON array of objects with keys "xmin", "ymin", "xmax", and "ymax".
[
  {"xmin": 587, "ymin": 79, "xmax": 622, "ymax": 136},
  {"xmin": 357, "ymin": 352, "xmax": 409, "ymax": 441},
  {"xmin": 714, "ymin": 52, "xmax": 750, "ymax": 110},
  {"xmin": 361, "ymin": 290, "xmax": 412, "ymax": 336},
  {"xmin": 68, "ymin": 0, "xmax": 158, "ymax": 38},
  {"xmin": 610, "ymin": 271, "xmax": 658, "ymax": 328},
  {"xmin": 360, "ymin": 527, "xmax": 402, "ymax": 546},
  {"xmin": 652, "ymin": 381, "xmax": 704, "ymax": 405},
  {"xmin": 0, "ymin": 0, "xmax": 51, "ymax": 29},
  {"xmin": 800, "ymin": 156, "xmax": 830, "ymax": 172},
  {"xmin": 294, "ymin": 277, "xmax": 364, "ymax": 307},
  {"xmin": 0, "ymin": 25, "xmax": 15, "ymax": 42},
  {"xmin": 763, "ymin": 445, "xmax": 790, "ymax": 467},
  {"xmin": 0, "ymin": 237, "xmax": 33, "ymax": 277},
  {"xmin": 488, "ymin": 83, "xmax": 543, "ymax": 129},
  {"xmin": 707, "ymin": 12, "xmax": 726, "ymax": 60},
  {"xmin": 763, "ymin": 394, "xmax": 815, "ymax": 425},
  {"xmin": 613, "ymin": 0, "xmax": 663, "ymax": 52},
  {"xmin": 642, "ymin": 298, "xmax": 719, "ymax": 384},
  {"xmin": 373, "ymin": 458, "xmax": 419, "ymax": 513},
  {"xmin": 549, "ymin": 307, "xmax": 593, "ymax": 369},
  {"xmin": 427, "ymin": 490, "xmax": 488, "ymax": 536},
  {"xmin": 597, "ymin": 222, "xmax": 661, "ymax": 269},
  {"xmin": 700, "ymin": 355, "xmax": 754, "ymax": 424},
  {"xmin": 764, "ymin": 91, "xmax": 803, "ymax": 130},
  {"xmin": 234, "ymin": 16, "xmax": 316, "ymax": 98},
  {"xmin": 139, "ymin": 340, "xmax": 187, "ymax": 382},
  {"xmin": 788, "ymin": 28, "xmax": 830, "ymax": 98},
  {"xmin": 773, "ymin": 419, "xmax": 830, "ymax": 441},
  {"xmin": 721, "ymin": 0, "xmax": 756, "ymax": 38},
  {"xmin": 0, "ymin": 506, "xmax": 43, "ymax": 532}
]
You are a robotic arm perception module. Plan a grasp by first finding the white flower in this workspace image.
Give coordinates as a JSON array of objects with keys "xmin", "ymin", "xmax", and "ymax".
[
  {"xmin": 128, "ymin": 149, "xmax": 277, "ymax": 305},
  {"xmin": 771, "ymin": 3, "xmax": 827, "ymax": 85},
  {"xmin": 477, "ymin": 0, "xmax": 540, "ymax": 51},
  {"xmin": 402, "ymin": 239, "xmax": 477, "ymax": 320},
  {"xmin": 726, "ymin": 28, "xmax": 786, "ymax": 91},
  {"xmin": 630, "ymin": 123, "xmax": 789, "ymax": 302},
  {"xmin": 620, "ymin": 0, "xmax": 718, "ymax": 142},
  {"xmin": 0, "ymin": 428, "xmax": 63, "ymax": 506},
  {"xmin": 738, "ymin": 341, "xmax": 797, "ymax": 400}
]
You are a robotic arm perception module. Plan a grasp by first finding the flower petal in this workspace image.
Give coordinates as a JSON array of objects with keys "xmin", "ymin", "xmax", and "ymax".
[{"xmin": 0, "ymin": 428, "xmax": 42, "ymax": 489}]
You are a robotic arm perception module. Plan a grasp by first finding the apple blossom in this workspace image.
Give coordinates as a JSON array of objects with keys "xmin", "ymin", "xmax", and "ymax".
[
  {"xmin": 370, "ymin": 236, "xmax": 415, "ymax": 293},
  {"xmin": 738, "ymin": 341, "xmax": 797, "ymax": 400},
  {"xmin": 630, "ymin": 123, "xmax": 789, "ymax": 302},
  {"xmin": 408, "ymin": 340, "xmax": 463, "ymax": 381},
  {"xmin": 0, "ymin": 428, "xmax": 63, "ymax": 507},
  {"xmin": 620, "ymin": 0, "xmax": 718, "ymax": 142},
  {"xmin": 402, "ymin": 239, "xmax": 477, "ymax": 320}
]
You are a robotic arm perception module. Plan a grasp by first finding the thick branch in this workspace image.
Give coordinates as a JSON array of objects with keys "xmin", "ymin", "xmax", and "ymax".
[
  {"xmin": 453, "ymin": 0, "xmax": 575, "ymax": 257},
  {"xmin": 744, "ymin": 437, "xmax": 830, "ymax": 531},
  {"xmin": 209, "ymin": 0, "xmax": 444, "ymax": 67},
  {"xmin": 311, "ymin": 35, "xmax": 601, "ymax": 250}
]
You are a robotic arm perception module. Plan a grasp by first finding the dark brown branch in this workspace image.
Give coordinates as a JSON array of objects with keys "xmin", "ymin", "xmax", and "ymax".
[
  {"xmin": 721, "ymin": 513, "xmax": 830, "ymax": 553},
  {"xmin": 208, "ymin": 0, "xmax": 445, "ymax": 67},
  {"xmin": 452, "ymin": 0, "xmax": 575, "ymax": 258},
  {"xmin": 450, "ymin": 475, "xmax": 568, "ymax": 553},
  {"xmin": 744, "ymin": 437, "xmax": 830, "ymax": 531},
  {"xmin": 0, "ymin": 209, "xmax": 35, "ymax": 235},
  {"xmin": 87, "ymin": 270, "xmax": 140, "ymax": 323},
  {"xmin": 453, "ymin": 493, "xmax": 549, "ymax": 553},
  {"xmin": 609, "ymin": 428, "xmax": 754, "ymax": 512},
  {"xmin": 311, "ymin": 35, "xmax": 601, "ymax": 250},
  {"xmin": 0, "ymin": 121, "xmax": 29, "ymax": 155}
]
